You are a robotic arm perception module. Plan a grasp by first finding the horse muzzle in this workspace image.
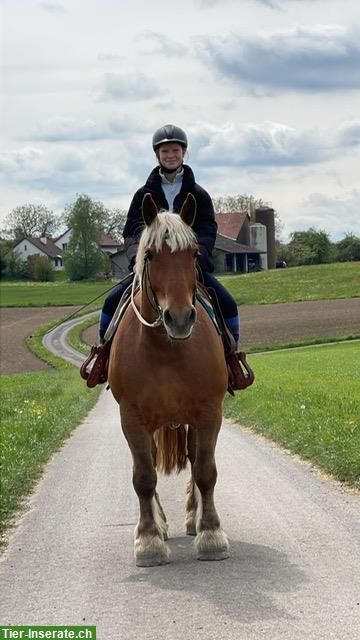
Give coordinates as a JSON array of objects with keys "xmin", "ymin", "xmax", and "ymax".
[{"xmin": 163, "ymin": 305, "xmax": 197, "ymax": 340}]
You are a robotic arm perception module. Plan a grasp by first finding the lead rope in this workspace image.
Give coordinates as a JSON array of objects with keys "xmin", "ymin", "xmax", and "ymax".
[{"xmin": 130, "ymin": 272, "xmax": 163, "ymax": 328}]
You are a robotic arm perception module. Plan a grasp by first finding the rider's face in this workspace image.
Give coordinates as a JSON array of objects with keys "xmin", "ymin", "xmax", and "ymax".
[{"xmin": 158, "ymin": 143, "xmax": 185, "ymax": 170}]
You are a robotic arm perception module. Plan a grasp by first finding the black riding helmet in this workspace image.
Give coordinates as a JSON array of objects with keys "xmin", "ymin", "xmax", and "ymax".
[{"xmin": 152, "ymin": 124, "xmax": 188, "ymax": 151}]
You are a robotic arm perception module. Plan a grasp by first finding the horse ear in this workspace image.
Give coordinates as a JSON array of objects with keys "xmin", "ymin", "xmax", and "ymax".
[
  {"xmin": 142, "ymin": 193, "xmax": 158, "ymax": 226},
  {"xmin": 180, "ymin": 193, "xmax": 197, "ymax": 227}
]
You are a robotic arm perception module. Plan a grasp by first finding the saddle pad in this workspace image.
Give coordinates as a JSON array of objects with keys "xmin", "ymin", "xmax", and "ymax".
[
  {"xmin": 195, "ymin": 289, "xmax": 221, "ymax": 335},
  {"xmin": 103, "ymin": 283, "xmax": 133, "ymax": 342}
]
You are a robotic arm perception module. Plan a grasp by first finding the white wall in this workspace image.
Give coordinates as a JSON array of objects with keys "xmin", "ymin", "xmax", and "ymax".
[
  {"xmin": 54, "ymin": 229, "xmax": 71, "ymax": 250},
  {"xmin": 14, "ymin": 240, "xmax": 63, "ymax": 271}
]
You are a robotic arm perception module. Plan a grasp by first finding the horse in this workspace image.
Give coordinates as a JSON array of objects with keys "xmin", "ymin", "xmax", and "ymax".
[{"xmin": 108, "ymin": 192, "xmax": 229, "ymax": 566}]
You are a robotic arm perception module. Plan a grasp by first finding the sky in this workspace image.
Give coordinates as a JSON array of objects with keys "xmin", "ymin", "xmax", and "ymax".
[{"xmin": 1, "ymin": 0, "xmax": 359, "ymax": 241}]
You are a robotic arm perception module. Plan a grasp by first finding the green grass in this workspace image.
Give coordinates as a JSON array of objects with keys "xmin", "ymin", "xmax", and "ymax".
[
  {"xmin": 223, "ymin": 341, "xmax": 360, "ymax": 486},
  {"xmin": 0, "ymin": 319, "xmax": 101, "ymax": 543},
  {"xmin": 1, "ymin": 262, "xmax": 359, "ymax": 307},
  {"xmin": 67, "ymin": 315, "xmax": 99, "ymax": 355},
  {"xmin": 218, "ymin": 262, "xmax": 360, "ymax": 305},
  {"xmin": 0, "ymin": 279, "xmax": 118, "ymax": 307}
]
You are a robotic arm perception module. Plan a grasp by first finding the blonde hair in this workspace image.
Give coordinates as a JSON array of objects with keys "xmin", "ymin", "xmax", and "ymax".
[{"xmin": 135, "ymin": 211, "xmax": 197, "ymax": 277}]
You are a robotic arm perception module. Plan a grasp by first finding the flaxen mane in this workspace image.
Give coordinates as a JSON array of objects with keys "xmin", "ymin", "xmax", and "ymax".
[{"xmin": 135, "ymin": 212, "xmax": 197, "ymax": 278}]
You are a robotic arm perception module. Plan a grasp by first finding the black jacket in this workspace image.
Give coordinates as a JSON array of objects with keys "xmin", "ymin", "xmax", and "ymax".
[{"xmin": 123, "ymin": 165, "xmax": 217, "ymax": 272}]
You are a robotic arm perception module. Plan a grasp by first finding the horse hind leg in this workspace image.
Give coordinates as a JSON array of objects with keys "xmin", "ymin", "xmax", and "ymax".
[
  {"xmin": 152, "ymin": 439, "xmax": 169, "ymax": 541},
  {"xmin": 184, "ymin": 426, "xmax": 198, "ymax": 536}
]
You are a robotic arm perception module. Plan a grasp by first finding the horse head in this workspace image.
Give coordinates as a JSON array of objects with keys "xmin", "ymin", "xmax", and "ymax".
[{"xmin": 136, "ymin": 193, "xmax": 198, "ymax": 340}]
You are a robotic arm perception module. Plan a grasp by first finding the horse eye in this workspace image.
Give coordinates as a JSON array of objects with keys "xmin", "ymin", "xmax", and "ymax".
[
  {"xmin": 145, "ymin": 250, "xmax": 153, "ymax": 261},
  {"xmin": 194, "ymin": 250, "xmax": 201, "ymax": 259}
]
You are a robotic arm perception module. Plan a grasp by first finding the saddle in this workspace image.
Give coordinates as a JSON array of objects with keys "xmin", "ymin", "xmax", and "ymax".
[{"xmin": 80, "ymin": 284, "xmax": 255, "ymax": 393}]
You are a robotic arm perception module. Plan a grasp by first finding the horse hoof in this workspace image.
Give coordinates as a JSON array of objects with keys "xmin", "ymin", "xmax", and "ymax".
[
  {"xmin": 136, "ymin": 554, "xmax": 170, "ymax": 567},
  {"xmin": 134, "ymin": 536, "xmax": 170, "ymax": 567},
  {"xmin": 197, "ymin": 548, "xmax": 229, "ymax": 561},
  {"xmin": 195, "ymin": 529, "xmax": 229, "ymax": 561}
]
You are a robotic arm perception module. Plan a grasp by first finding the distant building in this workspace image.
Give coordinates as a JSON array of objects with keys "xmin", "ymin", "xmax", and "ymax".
[
  {"xmin": 214, "ymin": 207, "xmax": 275, "ymax": 273},
  {"xmin": 12, "ymin": 237, "xmax": 64, "ymax": 270},
  {"xmin": 13, "ymin": 230, "xmax": 121, "ymax": 272}
]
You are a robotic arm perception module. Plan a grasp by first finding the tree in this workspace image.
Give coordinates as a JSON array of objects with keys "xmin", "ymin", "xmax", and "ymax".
[
  {"xmin": 212, "ymin": 194, "xmax": 283, "ymax": 240},
  {"xmin": 4, "ymin": 204, "xmax": 59, "ymax": 240},
  {"xmin": 284, "ymin": 228, "xmax": 333, "ymax": 266},
  {"xmin": 103, "ymin": 208, "xmax": 127, "ymax": 241},
  {"xmin": 212, "ymin": 194, "xmax": 268, "ymax": 214},
  {"xmin": 334, "ymin": 233, "xmax": 360, "ymax": 262},
  {"xmin": 63, "ymin": 194, "xmax": 109, "ymax": 280}
]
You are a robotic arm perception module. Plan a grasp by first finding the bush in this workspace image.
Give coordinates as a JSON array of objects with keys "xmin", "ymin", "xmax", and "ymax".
[
  {"xmin": 4, "ymin": 250, "xmax": 26, "ymax": 278},
  {"xmin": 334, "ymin": 234, "xmax": 360, "ymax": 262},
  {"xmin": 24, "ymin": 255, "xmax": 55, "ymax": 281}
]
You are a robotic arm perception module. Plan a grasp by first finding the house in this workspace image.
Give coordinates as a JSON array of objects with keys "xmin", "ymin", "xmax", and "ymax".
[
  {"xmin": 54, "ymin": 230, "xmax": 121, "ymax": 256},
  {"xmin": 12, "ymin": 237, "xmax": 64, "ymax": 270},
  {"xmin": 109, "ymin": 246, "xmax": 129, "ymax": 278},
  {"xmin": 13, "ymin": 230, "xmax": 122, "ymax": 272},
  {"xmin": 214, "ymin": 207, "xmax": 276, "ymax": 273}
]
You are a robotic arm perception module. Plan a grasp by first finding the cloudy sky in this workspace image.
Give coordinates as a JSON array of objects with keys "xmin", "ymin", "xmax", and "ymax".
[{"xmin": 1, "ymin": 0, "xmax": 359, "ymax": 240}]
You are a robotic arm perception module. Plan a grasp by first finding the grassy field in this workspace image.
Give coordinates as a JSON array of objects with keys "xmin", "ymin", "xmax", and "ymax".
[
  {"xmin": 0, "ymin": 279, "xmax": 118, "ymax": 307},
  {"xmin": 219, "ymin": 262, "xmax": 360, "ymax": 305},
  {"xmin": 223, "ymin": 341, "xmax": 360, "ymax": 486},
  {"xmin": 0, "ymin": 319, "xmax": 101, "ymax": 543},
  {"xmin": 1, "ymin": 262, "xmax": 359, "ymax": 307}
]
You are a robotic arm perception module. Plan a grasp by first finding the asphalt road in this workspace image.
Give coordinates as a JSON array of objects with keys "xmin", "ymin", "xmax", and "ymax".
[{"xmin": 1, "ymin": 317, "xmax": 359, "ymax": 639}]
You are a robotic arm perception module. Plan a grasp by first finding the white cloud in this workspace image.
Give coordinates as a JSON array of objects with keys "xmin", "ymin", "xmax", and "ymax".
[
  {"xmin": 101, "ymin": 73, "xmax": 162, "ymax": 101},
  {"xmin": 198, "ymin": 24, "xmax": 360, "ymax": 92},
  {"xmin": 32, "ymin": 116, "xmax": 147, "ymax": 142},
  {"xmin": 38, "ymin": 1, "xmax": 66, "ymax": 13},
  {"xmin": 190, "ymin": 120, "xmax": 360, "ymax": 167},
  {"xmin": 296, "ymin": 189, "xmax": 360, "ymax": 238}
]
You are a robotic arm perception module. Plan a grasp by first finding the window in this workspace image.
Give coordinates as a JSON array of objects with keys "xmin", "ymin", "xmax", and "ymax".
[
  {"xmin": 24, "ymin": 244, "xmax": 27, "ymax": 251},
  {"xmin": 62, "ymin": 242, "xmax": 67, "ymax": 250}
]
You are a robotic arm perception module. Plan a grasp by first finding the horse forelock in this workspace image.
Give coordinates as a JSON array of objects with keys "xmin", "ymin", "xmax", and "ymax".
[{"xmin": 135, "ymin": 212, "xmax": 197, "ymax": 277}]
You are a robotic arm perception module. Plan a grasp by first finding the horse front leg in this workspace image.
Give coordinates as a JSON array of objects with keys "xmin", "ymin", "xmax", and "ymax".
[
  {"xmin": 122, "ymin": 418, "xmax": 170, "ymax": 566},
  {"xmin": 193, "ymin": 417, "xmax": 229, "ymax": 561}
]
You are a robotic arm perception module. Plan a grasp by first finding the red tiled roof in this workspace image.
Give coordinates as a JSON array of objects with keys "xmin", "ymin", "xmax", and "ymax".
[
  {"xmin": 215, "ymin": 212, "xmax": 248, "ymax": 241},
  {"xmin": 99, "ymin": 232, "xmax": 121, "ymax": 247}
]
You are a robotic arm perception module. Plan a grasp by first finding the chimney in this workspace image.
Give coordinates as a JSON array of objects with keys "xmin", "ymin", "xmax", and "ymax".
[{"xmin": 40, "ymin": 237, "xmax": 47, "ymax": 244}]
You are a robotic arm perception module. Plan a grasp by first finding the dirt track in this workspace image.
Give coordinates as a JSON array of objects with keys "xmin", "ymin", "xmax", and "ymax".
[
  {"xmin": 1, "ymin": 298, "xmax": 359, "ymax": 375},
  {"xmin": 0, "ymin": 307, "xmax": 82, "ymax": 374}
]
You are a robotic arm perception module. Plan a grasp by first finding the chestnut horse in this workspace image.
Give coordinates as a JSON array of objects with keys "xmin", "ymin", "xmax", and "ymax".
[{"xmin": 108, "ymin": 192, "xmax": 229, "ymax": 566}]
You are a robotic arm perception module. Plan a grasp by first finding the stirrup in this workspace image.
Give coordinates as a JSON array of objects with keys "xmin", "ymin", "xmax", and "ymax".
[
  {"xmin": 80, "ymin": 342, "xmax": 111, "ymax": 388},
  {"xmin": 227, "ymin": 351, "xmax": 255, "ymax": 394}
]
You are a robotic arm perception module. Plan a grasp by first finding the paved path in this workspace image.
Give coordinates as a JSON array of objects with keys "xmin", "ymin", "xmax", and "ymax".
[
  {"xmin": 1, "ymin": 314, "xmax": 359, "ymax": 639},
  {"xmin": 1, "ymin": 391, "xmax": 359, "ymax": 639}
]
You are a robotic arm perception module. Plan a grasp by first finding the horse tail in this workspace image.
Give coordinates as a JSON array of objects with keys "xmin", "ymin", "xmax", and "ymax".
[{"xmin": 154, "ymin": 425, "xmax": 188, "ymax": 475}]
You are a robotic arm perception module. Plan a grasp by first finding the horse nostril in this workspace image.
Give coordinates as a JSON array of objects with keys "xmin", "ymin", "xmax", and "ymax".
[
  {"xmin": 189, "ymin": 306, "xmax": 197, "ymax": 324},
  {"xmin": 163, "ymin": 309, "xmax": 173, "ymax": 326}
]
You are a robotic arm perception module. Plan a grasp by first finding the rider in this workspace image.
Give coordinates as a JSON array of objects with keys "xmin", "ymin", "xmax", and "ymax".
[{"xmin": 99, "ymin": 124, "xmax": 241, "ymax": 350}]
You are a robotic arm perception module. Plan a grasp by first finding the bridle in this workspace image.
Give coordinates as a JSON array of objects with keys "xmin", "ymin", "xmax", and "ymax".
[
  {"xmin": 131, "ymin": 252, "xmax": 163, "ymax": 327},
  {"xmin": 130, "ymin": 249, "xmax": 196, "ymax": 329}
]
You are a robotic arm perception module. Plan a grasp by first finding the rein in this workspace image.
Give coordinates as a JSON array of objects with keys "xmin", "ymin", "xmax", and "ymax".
[{"xmin": 130, "ymin": 256, "xmax": 163, "ymax": 328}]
